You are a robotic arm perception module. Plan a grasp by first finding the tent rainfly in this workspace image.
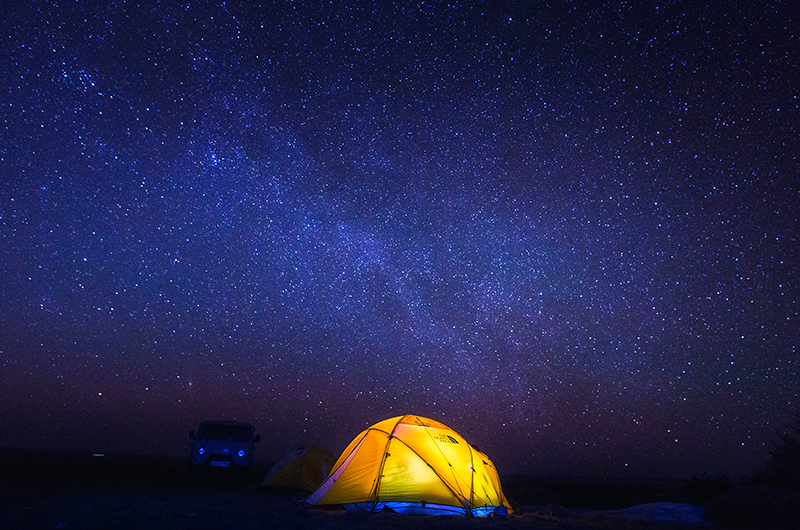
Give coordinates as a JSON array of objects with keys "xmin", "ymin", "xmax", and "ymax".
[{"xmin": 305, "ymin": 415, "xmax": 512, "ymax": 516}]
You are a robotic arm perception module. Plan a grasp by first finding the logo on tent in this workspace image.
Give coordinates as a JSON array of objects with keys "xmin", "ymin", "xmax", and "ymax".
[{"xmin": 433, "ymin": 434, "xmax": 459, "ymax": 444}]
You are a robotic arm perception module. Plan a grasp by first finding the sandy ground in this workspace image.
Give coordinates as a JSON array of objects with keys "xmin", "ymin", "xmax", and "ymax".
[
  {"xmin": 0, "ymin": 450, "xmax": 725, "ymax": 530},
  {"xmin": 2, "ymin": 488, "xmax": 714, "ymax": 530}
]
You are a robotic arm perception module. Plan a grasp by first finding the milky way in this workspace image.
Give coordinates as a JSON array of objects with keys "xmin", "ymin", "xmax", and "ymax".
[{"xmin": 1, "ymin": 1, "xmax": 798, "ymax": 479}]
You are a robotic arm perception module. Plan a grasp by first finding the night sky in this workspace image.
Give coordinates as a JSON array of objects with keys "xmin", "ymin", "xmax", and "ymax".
[{"xmin": 2, "ymin": 1, "xmax": 798, "ymax": 481}]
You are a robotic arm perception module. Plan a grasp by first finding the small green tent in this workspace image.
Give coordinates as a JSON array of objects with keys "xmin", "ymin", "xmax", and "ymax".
[{"xmin": 261, "ymin": 445, "xmax": 336, "ymax": 492}]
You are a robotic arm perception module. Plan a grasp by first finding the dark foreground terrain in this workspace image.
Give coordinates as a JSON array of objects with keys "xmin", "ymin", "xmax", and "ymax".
[{"xmin": 0, "ymin": 449, "xmax": 796, "ymax": 529}]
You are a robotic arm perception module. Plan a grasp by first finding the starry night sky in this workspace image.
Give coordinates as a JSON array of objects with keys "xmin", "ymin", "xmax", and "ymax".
[{"xmin": 1, "ymin": 1, "xmax": 798, "ymax": 480}]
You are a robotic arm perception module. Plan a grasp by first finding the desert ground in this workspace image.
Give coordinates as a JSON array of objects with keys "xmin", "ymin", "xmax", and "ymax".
[{"xmin": 1, "ymin": 450, "xmax": 795, "ymax": 529}]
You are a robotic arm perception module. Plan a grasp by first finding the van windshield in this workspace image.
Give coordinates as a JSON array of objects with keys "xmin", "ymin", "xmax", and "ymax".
[{"xmin": 198, "ymin": 423, "xmax": 252, "ymax": 442}]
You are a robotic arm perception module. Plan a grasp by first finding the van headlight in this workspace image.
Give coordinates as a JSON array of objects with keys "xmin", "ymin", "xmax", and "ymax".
[{"xmin": 238, "ymin": 450, "xmax": 245, "ymax": 457}]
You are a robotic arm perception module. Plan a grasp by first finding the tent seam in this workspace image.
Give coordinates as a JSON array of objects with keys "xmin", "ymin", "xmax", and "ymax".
[
  {"xmin": 368, "ymin": 415, "xmax": 405, "ymax": 505},
  {"xmin": 417, "ymin": 416, "xmax": 472, "ymax": 511}
]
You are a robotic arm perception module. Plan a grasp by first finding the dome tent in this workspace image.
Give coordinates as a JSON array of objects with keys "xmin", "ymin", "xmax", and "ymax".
[
  {"xmin": 261, "ymin": 445, "xmax": 336, "ymax": 492},
  {"xmin": 305, "ymin": 415, "xmax": 512, "ymax": 516}
]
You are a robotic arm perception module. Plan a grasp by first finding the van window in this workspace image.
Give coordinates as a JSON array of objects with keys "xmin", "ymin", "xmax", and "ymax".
[{"xmin": 197, "ymin": 423, "xmax": 252, "ymax": 442}]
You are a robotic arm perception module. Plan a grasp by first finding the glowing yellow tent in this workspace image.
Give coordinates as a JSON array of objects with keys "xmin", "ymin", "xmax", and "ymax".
[
  {"xmin": 305, "ymin": 415, "xmax": 512, "ymax": 516},
  {"xmin": 261, "ymin": 445, "xmax": 336, "ymax": 492}
]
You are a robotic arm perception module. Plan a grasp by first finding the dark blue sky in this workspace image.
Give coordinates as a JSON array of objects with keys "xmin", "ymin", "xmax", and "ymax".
[{"xmin": 2, "ymin": 1, "xmax": 798, "ymax": 480}]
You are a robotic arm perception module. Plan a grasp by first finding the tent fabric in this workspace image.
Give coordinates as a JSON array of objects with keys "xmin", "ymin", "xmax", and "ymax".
[
  {"xmin": 305, "ymin": 415, "xmax": 512, "ymax": 516},
  {"xmin": 261, "ymin": 445, "xmax": 336, "ymax": 492}
]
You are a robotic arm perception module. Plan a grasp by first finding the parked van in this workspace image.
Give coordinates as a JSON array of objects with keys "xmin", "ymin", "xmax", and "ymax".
[{"xmin": 189, "ymin": 420, "xmax": 260, "ymax": 468}]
